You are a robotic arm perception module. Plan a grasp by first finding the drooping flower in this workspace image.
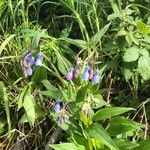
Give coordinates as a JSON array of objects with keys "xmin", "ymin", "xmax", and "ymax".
[
  {"xmin": 34, "ymin": 52, "xmax": 43, "ymax": 66},
  {"xmin": 82, "ymin": 66, "xmax": 89, "ymax": 81},
  {"xmin": 21, "ymin": 52, "xmax": 34, "ymax": 78},
  {"xmin": 24, "ymin": 52, "xmax": 34, "ymax": 65},
  {"xmin": 92, "ymin": 71, "xmax": 100, "ymax": 84},
  {"xmin": 89, "ymin": 69, "xmax": 94, "ymax": 80},
  {"xmin": 53, "ymin": 102, "xmax": 61, "ymax": 113},
  {"xmin": 23, "ymin": 66, "xmax": 33, "ymax": 78},
  {"xmin": 66, "ymin": 68, "xmax": 73, "ymax": 80}
]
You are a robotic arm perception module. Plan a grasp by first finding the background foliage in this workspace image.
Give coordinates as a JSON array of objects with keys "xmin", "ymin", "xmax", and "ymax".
[{"xmin": 0, "ymin": 0, "xmax": 150, "ymax": 149}]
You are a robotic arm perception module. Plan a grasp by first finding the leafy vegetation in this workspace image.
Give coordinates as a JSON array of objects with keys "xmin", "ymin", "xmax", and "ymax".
[{"xmin": 0, "ymin": 0, "xmax": 150, "ymax": 149}]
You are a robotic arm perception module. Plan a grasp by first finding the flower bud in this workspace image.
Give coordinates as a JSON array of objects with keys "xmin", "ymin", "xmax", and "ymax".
[
  {"xmin": 73, "ymin": 68, "xmax": 79, "ymax": 78},
  {"xmin": 53, "ymin": 102, "xmax": 61, "ymax": 113},
  {"xmin": 82, "ymin": 102, "xmax": 92, "ymax": 117},
  {"xmin": 35, "ymin": 52, "xmax": 43, "ymax": 66},
  {"xmin": 92, "ymin": 71, "xmax": 100, "ymax": 84},
  {"xmin": 89, "ymin": 69, "xmax": 94, "ymax": 80},
  {"xmin": 82, "ymin": 66, "xmax": 89, "ymax": 81},
  {"xmin": 66, "ymin": 68, "xmax": 73, "ymax": 80}
]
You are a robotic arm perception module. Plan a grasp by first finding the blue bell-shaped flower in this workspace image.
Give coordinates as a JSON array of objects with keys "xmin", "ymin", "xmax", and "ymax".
[
  {"xmin": 92, "ymin": 71, "xmax": 100, "ymax": 84},
  {"xmin": 82, "ymin": 66, "xmax": 89, "ymax": 81},
  {"xmin": 53, "ymin": 102, "xmax": 61, "ymax": 113},
  {"xmin": 35, "ymin": 52, "xmax": 43, "ymax": 66}
]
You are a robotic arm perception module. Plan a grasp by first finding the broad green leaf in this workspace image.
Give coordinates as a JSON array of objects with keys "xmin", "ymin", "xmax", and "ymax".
[
  {"xmin": 107, "ymin": 117, "xmax": 143, "ymax": 136},
  {"xmin": 123, "ymin": 47, "xmax": 140, "ymax": 62},
  {"xmin": 19, "ymin": 103, "xmax": 46, "ymax": 124},
  {"xmin": 139, "ymin": 48, "xmax": 149, "ymax": 57},
  {"xmin": 137, "ymin": 140, "xmax": 150, "ymax": 150},
  {"xmin": 17, "ymin": 85, "xmax": 28, "ymax": 110},
  {"xmin": 42, "ymin": 79, "xmax": 58, "ymax": 91},
  {"xmin": 94, "ymin": 107, "xmax": 135, "ymax": 121},
  {"xmin": 32, "ymin": 66, "xmax": 47, "ymax": 85},
  {"xmin": 137, "ymin": 55, "xmax": 150, "ymax": 80},
  {"xmin": 107, "ymin": 124, "xmax": 136, "ymax": 136},
  {"xmin": 92, "ymin": 94, "xmax": 108, "ymax": 108},
  {"xmin": 22, "ymin": 85, "xmax": 35, "ymax": 125},
  {"xmin": 136, "ymin": 20, "xmax": 149, "ymax": 35},
  {"xmin": 40, "ymin": 90, "xmax": 61, "ymax": 99},
  {"xmin": 0, "ymin": 34, "xmax": 16, "ymax": 55},
  {"xmin": 87, "ymin": 123, "xmax": 119, "ymax": 150},
  {"xmin": 49, "ymin": 143, "xmax": 85, "ymax": 150},
  {"xmin": 110, "ymin": 116, "xmax": 143, "ymax": 129},
  {"xmin": 90, "ymin": 23, "xmax": 111, "ymax": 46},
  {"xmin": 76, "ymin": 85, "xmax": 89, "ymax": 103},
  {"xmin": 114, "ymin": 139, "xmax": 139, "ymax": 150}
]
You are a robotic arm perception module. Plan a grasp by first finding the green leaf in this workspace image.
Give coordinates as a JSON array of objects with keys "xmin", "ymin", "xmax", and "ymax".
[
  {"xmin": 123, "ymin": 46, "xmax": 140, "ymax": 62},
  {"xmin": 22, "ymin": 85, "xmax": 35, "ymax": 125},
  {"xmin": 90, "ymin": 23, "xmax": 111, "ymax": 46},
  {"xmin": 62, "ymin": 38, "xmax": 87, "ymax": 48},
  {"xmin": 42, "ymin": 79, "xmax": 58, "ymax": 91},
  {"xmin": 40, "ymin": 90, "xmax": 61, "ymax": 100},
  {"xmin": 114, "ymin": 139, "xmax": 139, "ymax": 150},
  {"xmin": 49, "ymin": 143, "xmax": 85, "ymax": 150},
  {"xmin": 87, "ymin": 123, "xmax": 119, "ymax": 150},
  {"xmin": 137, "ymin": 140, "xmax": 150, "ymax": 150},
  {"xmin": 32, "ymin": 66, "xmax": 47, "ymax": 85},
  {"xmin": 94, "ymin": 107, "xmax": 135, "ymax": 121},
  {"xmin": 137, "ymin": 55, "xmax": 150, "ymax": 80},
  {"xmin": 136, "ymin": 20, "xmax": 149, "ymax": 35},
  {"xmin": 0, "ymin": 34, "xmax": 16, "ymax": 55},
  {"xmin": 76, "ymin": 85, "xmax": 89, "ymax": 103},
  {"xmin": 0, "ymin": 82, "xmax": 11, "ymax": 137},
  {"xmin": 92, "ymin": 94, "xmax": 108, "ymax": 108}
]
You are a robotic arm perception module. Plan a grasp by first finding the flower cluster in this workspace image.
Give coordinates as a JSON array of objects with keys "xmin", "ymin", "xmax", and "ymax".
[
  {"xmin": 53, "ymin": 102, "xmax": 69, "ymax": 126},
  {"xmin": 66, "ymin": 67, "xmax": 79, "ymax": 80},
  {"xmin": 82, "ymin": 66, "xmax": 100, "ymax": 84},
  {"xmin": 21, "ymin": 52, "xmax": 43, "ymax": 78}
]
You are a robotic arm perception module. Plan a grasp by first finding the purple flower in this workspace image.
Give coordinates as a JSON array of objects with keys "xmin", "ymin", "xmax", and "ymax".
[
  {"xmin": 73, "ymin": 68, "xmax": 79, "ymax": 78},
  {"xmin": 53, "ymin": 102, "xmax": 61, "ymax": 113},
  {"xmin": 24, "ymin": 52, "xmax": 34, "ymax": 65},
  {"xmin": 92, "ymin": 71, "xmax": 100, "ymax": 84},
  {"xmin": 89, "ymin": 69, "xmax": 94, "ymax": 80},
  {"xmin": 82, "ymin": 66, "xmax": 89, "ymax": 81},
  {"xmin": 34, "ymin": 52, "xmax": 43, "ymax": 66},
  {"xmin": 23, "ymin": 66, "xmax": 33, "ymax": 78},
  {"xmin": 66, "ymin": 69, "xmax": 73, "ymax": 80}
]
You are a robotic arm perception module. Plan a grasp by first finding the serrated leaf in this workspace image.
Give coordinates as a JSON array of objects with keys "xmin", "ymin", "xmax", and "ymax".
[
  {"xmin": 49, "ymin": 143, "xmax": 85, "ymax": 150},
  {"xmin": 123, "ymin": 47, "xmax": 140, "ymax": 62},
  {"xmin": 94, "ymin": 107, "xmax": 135, "ymax": 121},
  {"xmin": 87, "ymin": 123, "xmax": 119, "ymax": 150},
  {"xmin": 137, "ymin": 55, "xmax": 150, "ymax": 80}
]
